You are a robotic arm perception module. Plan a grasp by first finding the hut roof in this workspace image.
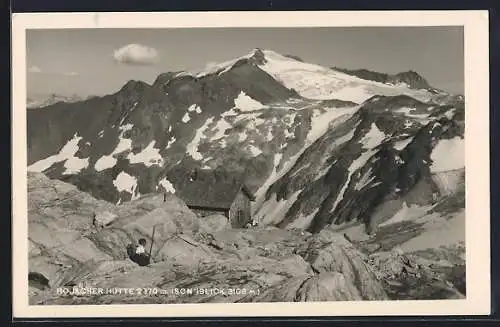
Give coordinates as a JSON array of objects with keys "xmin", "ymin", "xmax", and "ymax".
[{"xmin": 176, "ymin": 179, "xmax": 255, "ymax": 210}]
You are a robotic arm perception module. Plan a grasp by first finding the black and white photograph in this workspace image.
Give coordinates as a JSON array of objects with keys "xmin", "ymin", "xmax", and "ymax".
[{"xmin": 12, "ymin": 11, "xmax": 490, "ymax": 317}]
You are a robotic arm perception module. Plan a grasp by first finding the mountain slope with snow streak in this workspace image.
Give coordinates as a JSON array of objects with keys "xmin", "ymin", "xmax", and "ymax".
[
  {"xmin": 256, "ymin": 94, "xmax": 464, "ymax": 239},
  {"xmin": 27, "ymin": 50, "xmax": 360, "ymax": 205}
]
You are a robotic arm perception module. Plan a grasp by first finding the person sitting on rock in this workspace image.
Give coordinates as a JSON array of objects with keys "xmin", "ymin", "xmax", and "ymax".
[{"xmin": 136, "ymin": 238, "xmax": 147, "ymax": 255}]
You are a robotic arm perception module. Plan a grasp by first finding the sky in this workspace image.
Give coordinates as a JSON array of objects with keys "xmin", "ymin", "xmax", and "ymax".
[{"xmin": 26, "ymin": 26, "xmax": 464, "ymax": 98}]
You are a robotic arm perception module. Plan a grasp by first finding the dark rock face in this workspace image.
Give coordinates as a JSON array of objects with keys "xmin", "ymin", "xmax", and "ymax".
[
  {"xmin": 389, "ymin": 71, "xmax": 432, "ymax": 90},
  {"xmin": 332, "ymin": 67, "xmax": 432, "ymax": 90},
  {"xmin": 332, "ymin": 67, "xmax": 390, "ymax": 84},
  {"xmin": 284, "ymin": 54, "xmax": 304, "ymax": 62}
]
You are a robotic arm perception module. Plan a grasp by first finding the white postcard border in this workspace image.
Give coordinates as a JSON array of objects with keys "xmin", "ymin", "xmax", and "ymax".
[{"xmin": 12, "ymin": 10, "xmax": 491, "ymax": 318}]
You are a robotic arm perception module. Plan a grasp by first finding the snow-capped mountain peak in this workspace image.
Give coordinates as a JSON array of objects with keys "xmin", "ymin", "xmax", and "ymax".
[{"xmin": 183, "ymin": 48, "xmax": 447, "ymax": 105}]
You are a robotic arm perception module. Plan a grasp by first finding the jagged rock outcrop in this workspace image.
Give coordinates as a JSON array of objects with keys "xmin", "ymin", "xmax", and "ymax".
[{"xmin": 28, "ymin": 172, "xmax": 391, "ymax": 304}]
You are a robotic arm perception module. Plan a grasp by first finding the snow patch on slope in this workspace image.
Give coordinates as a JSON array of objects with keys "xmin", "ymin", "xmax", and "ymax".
[
  {"xmin": 28, "ymin": 133, "xmax": 88, "ymax": 174},
  {"xmin": 379, "ymin": 202, "xmax": 433, "ymax": 227},
  {"xmin": 126, "ymin": 140, "xmax": 164, "ymax": 167},
  {"xmin": 394, "ymin": 107, "xmax": 431, "ymax": 122},
  {"xmin": 238, "ymin": 132, "xmax": 248, "ymax": 142},
  {"xmin": 286, "ymin": 208, "xmax": 320, "ymax": 230},
  {"xmin": 94, "ymin": 125, "xmax": 134, "ymax": 172},
  {"xmin": 94, "ymin": 157, "xmax": 117, "ymax": 172},
  {"xmin": 157, "ymin": 177, "xmax": 176, "ymax": 194},
  {"xmin": 248, "ymin": 145, "xmax": 263, "ymax": 157},
  {"xmin": 182, "ymin": 113, "xmax": 191, "ymax": 123},
  {"xmin": 63, "ymin": 156, "xmax": 89, "ymax": 175},
  {"xmin": 233, "ymin": 91, "xmax": 266, "ymax": 111},
  {"xmin": 393, "ymin": 137, "xmax": 414, "ymax": 151},
  {"xmin": 210, "ymin": 118, "xmax": 233, "ymax": 141},
  {"xmin": 308, "ymin": 106, "xmax": 359, "ymax": 143},
  {"xmin": 361, "ymin": 123, "xmax": 387, "ymax": 149},
  {"xmin": 259, "ymin": 190, "xmax": 302, "ymax": 225},
  {"xmin": 266, "ymin": 127, "xmax": 274, "ymax": 141},
  {"xmin": 113, "ymin": 171, "xmax": 138, "ymax": 199},
  {"xmin": 430, "ymin": 137, "xmax": 465, "ymax": 173},
  {"xmin": 188, "ymin": 104, "xmax": 202, "ymax": 114},
  {"xmin": 166, "ymin": 137, "xmax": 176, "ymax": 149},
  {"xmin": 400, "ymin": 210, "xmax": 465, "ymax": 252},
  {"xmin": 186, "ymin": 118, "xmax": 214, "ymax": 160},
  {"xmin": 431, "ymin": 169, "xmax": 464, "ymax": 196},
  {"xmin": 354, "ymin": 168, "xmax": 376, "ymax": 191}
]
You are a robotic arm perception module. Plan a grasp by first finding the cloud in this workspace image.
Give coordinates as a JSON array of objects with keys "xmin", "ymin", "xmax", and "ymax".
[
  {"xmin": 28, "ymin": 65, "xmax": 42, "ymax": 73},
  {"xmin": 204, "ymin": 61, "xmax": 218, "ymax": 70},
  {"xmin": 113, "ymin": 44, "xmax": 160, "ymax": 65}
]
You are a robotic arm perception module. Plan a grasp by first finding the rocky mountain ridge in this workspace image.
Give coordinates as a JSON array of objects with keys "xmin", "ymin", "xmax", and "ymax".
[
  {"xmin": 331, "ymin": 67, "xmax": 437, "ymax": 91},
  {"xmin": 27, "ymin": 93, "xmax": 92, "ymax": 109}
]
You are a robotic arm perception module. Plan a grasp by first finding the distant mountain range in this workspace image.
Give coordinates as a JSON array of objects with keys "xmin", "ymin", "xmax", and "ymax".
[{"xmin": 27, "ymin": 93, "xmax": 95, "ymax": 109}]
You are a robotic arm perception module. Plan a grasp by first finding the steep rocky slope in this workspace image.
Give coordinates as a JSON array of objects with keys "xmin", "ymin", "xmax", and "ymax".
[
  {"xmin": 256, "ymin": 94, "xmax": 464, "ymax": 234},
  {"xmin": 28, "ymin": 173, "xmax": 464, "ymax": 304}
]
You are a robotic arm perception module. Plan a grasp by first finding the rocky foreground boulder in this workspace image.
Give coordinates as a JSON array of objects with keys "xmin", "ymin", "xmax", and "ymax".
[{"xmin": 28, "ymin": 172, "xmax": 463, "ymax": 304}]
